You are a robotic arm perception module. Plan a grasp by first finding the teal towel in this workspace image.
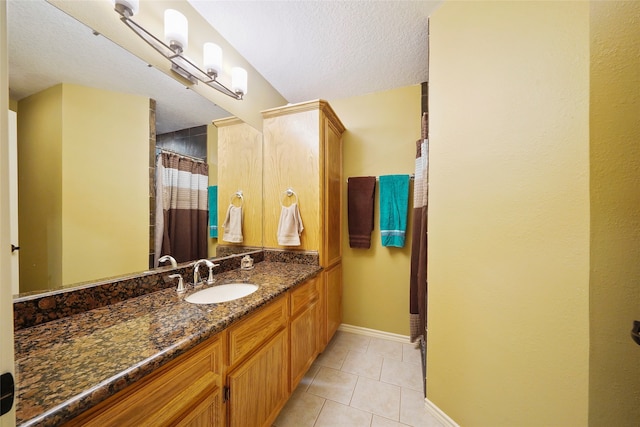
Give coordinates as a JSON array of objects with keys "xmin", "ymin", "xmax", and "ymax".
[
  {"xmin": 208, "ymin": 186, "xmax": 218, "ymax": 238},
  {"xmin": 379, "ymin": 175, "xmax": 410, "ymax": 247}
]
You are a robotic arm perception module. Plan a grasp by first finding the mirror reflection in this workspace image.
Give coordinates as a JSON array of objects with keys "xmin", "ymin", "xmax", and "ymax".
[{"xmin": 8, "ymin": 0, "xmax": 262, "ymax": 295}]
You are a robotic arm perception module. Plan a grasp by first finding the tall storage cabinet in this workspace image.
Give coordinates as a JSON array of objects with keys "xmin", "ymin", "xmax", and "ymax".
[
  {"xmin": 214, "ymin": 117, "xmax": 263, "ymax": 248},
  {"xmin": 262, "ymin": 100, "xmax": 345, "ymax": 348}
]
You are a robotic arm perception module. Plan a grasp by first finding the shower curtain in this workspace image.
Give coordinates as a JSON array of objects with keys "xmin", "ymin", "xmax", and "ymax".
[
  {"xmin": 154, "ymin": 152, "xmax": 209, "ymax": 266},
  {"xmin": 410, "ymin": 113, "xmax": 429, "ymax": 343}
]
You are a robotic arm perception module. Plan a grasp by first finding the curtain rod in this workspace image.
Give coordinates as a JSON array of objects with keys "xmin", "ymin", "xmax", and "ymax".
[{"xmin": 156, "ymin": 148, "xmax": 206, "ymax": 163}]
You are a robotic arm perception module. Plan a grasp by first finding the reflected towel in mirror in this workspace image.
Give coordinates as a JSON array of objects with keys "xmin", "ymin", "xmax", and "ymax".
[{"xmin": 222, "ymin": 204, "xmax": 243, "ymax": 243}]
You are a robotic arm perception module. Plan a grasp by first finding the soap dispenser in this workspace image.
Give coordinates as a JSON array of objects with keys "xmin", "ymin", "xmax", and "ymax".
[{"xmin": 241, "ymin": 255, "xmax": 254, "ymax": 270}]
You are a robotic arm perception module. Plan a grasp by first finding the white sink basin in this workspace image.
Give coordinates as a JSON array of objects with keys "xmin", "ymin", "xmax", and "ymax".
[{"xmin": 185, "ymin": 283, "xmax": 259, "ymax": 304}]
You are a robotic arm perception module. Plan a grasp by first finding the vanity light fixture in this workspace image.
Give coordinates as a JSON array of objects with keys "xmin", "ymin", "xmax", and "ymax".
[{"xmin": 113, "ymin": 0, "xmax": 247, "ymax": 100}]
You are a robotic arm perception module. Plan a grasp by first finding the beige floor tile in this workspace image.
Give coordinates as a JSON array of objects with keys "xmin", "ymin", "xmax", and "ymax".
[
  {"xmin": 315, "ymin": 400, "xmax": 372, "ymax": 427},
  {"xmin": 399, "ymin": 388, "xmax": 444, "ymax": 427},
  {"xmin": 381, "ymin": 358, "xmax": 424, "ymax": 391},
  {"xmin": 368, "ymin": 337, "xmax": 404, "ymax": 360},
  {"xmin": 341, "ymin": 349, "xmax": 384, "ymax": 379},
  {"xmin": 272, "ymin": 388, "xmax": 325, "ymax": 427},
  {"xmin": 331, "ymin": 330, "xmax": 371, "ymax": 353},
  {"xmin": 350, "ymin": 376, "xmax": 401, "ymax": 420},
  {"xmin": 402, "ymin": 342, "xmax": 423, "ymax": 366},
  {"xmin": 314, "ymin": 344, "xmax": 349, "ymax": 369},
  {"xmin": 307, "ymin": 366, "xmax": 358, "ymax": 404},
  {"xmin": 372, "ymin": 415, "xmax": 413, "ymax": 427},
  {"xmin": 297, "ymin": 361, "xmax": 321, "ymax": 392}
]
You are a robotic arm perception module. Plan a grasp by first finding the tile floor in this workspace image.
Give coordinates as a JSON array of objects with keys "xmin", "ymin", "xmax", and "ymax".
[{"xmin": 273, "ymin": 330, "xmax": 444, "ymax": 427}]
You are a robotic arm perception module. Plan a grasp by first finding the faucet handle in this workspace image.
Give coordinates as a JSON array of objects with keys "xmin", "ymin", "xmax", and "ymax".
[
  {"xmin": 168, "ymin": 273, "xmax": 185, "ymax": 293},
  {"xmin": 207, "ymin": 263, "xmax": 220, "ymax": 284}
]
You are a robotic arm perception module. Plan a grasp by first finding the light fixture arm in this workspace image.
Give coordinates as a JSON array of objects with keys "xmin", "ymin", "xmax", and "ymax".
[{"xmin": 114, "ymin": 4, "xmax": 244, "ymax": 100}]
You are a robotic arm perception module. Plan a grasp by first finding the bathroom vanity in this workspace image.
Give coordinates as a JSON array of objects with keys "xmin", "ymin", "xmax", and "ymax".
[{"xmin": 14, "ymin": 258, "xmax": 322, "ymax": 427}]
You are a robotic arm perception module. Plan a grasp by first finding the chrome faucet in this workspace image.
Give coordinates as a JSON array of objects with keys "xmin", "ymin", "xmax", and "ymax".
[
  {"xmin": 158, "ymin": 255, "xmax": 178, "ymax": 269},
  {"xmin": 193, "ymin": 259, "xmax": 219, "ymax": 286}
]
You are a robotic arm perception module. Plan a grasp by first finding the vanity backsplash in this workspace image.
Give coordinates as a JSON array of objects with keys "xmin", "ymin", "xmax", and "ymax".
[{"xmin": 13, "ymin": 249, "xmax": 319, "ymax": 331}]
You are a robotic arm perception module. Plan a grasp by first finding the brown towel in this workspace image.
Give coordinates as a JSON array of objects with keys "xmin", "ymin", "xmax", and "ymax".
[{"xmin": 348, "ymin": 176, "xmax": 377, "ymax": 248}]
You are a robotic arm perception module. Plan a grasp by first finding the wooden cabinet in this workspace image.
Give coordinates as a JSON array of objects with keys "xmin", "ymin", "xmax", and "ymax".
[
  {"xmin": 289, "ymin": 277, "xmax": 320, "ymax": 390},
  {"xmin": 214, "ymin": 117, "xmax": 263, "ymax": 248},
  {"xmin": 65, "ymin": 279, "xmax": 321, "ymax": 427},
  {"xmin": 325, "ymin": 263, "xmax": 343, "ymax": 345},
  {"xmin": 227, "ymin": 329, "xmax": 288, "ymax": 427},
  {"xmin": 262, "ymin": 100, "xmax": 345, "ymax": 352},
  {"xmin": 225, "ymin": 296, "xmax": 289, "ymax": 427},
  {"xmin": 63, "ymin": 334, "xmax": 224, "ymax": 427}
]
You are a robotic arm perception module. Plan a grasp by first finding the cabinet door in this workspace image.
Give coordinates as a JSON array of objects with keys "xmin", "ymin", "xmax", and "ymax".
[
  {"xmin": 262, "ymin": 108, "xmax": 321, "ymax": 251},
  {"xmin": 323, "ymin": 116, "xmax": 343, "ymax": 267},
  {"xmin": 176, "ymin": 390, "xmax": 222, "ymax": 427},
  {"xmin": 64, "ymin": 335, "xmax": 223, "ymax": 427},
  {"xmin": 326, "ymin": 262, "xmax": 343, "ymax": 344},
  {"xmin": 290, "ymin": 277, "xmax": 319, "ymax": 389},
  {"xmin": 290, "ymin": 301, "xmax": 318, "ymax": 389},
  {"xmin": 227, "ymin": 329, "xmax": 289, "ymax": 427}
]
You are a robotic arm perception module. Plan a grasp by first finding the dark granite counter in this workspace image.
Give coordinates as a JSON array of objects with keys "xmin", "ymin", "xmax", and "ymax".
[{"xmin": 14, "ymin": 261, "xmax": 321, "ymax": 427}]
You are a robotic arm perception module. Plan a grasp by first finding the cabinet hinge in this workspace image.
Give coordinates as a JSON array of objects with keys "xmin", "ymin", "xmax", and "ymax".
[{"xmin": 224, "ymin": 386, "xmax": 230, "ymax": 402}]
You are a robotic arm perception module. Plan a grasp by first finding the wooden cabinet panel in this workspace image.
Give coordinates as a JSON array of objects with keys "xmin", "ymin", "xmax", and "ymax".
[
  {"xmin": 215, "ymin": 118, "xmax": 263, "ymax": 247},
  {"xmin": 326, "ymin": 262, "xmax": 343, "ymax": 344},
  {"xmin": 290, "ymin": 276, "xmax": 319, "ymax": 317},
  {"xmin": 290, "ymin": 300, "xmax": 318, "ymax": 390},
  {"xmin": 290, "ymin": 277, "xmax": 320, "ymax": 389},
  {"xmin": 227, "ymin": 329, "xmax": 289, "ymax": 427},
  {"xmin": 228, "ymin": 296, "xmax": 288, "ymax": 366},
  {"xmin": 262, "ymin": 108, "xmax": 320, "ymax": 251},
  {"xmin": 64, "ymin": 335, "xmax": 223, "ymax": 427},
  {"xmin": 323, "ymin": 118, "xmax": 343, "ymax": 267}
]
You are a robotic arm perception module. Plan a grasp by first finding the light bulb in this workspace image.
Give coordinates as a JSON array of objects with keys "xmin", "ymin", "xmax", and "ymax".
[
  {"xmin": 231, "ymin": 67, "xmax": 248, "ymax": 96},
  {"xmin": 203, "ymin": 43, "xmax": 222, "ymax": 76},
  {"xmin": 164, "ymin": 9, "xmax": 188, "ymax": 51}
]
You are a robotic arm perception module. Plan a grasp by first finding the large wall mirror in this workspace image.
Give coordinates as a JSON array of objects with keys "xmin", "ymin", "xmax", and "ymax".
[{"xmin": 8, "ymin": 0, "xmax": 263, "ymax": 296}]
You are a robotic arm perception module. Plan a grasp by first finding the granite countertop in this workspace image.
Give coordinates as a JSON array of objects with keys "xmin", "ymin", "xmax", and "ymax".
[{"xmin": 14, "ymin": 261, "xmax": 321, "ymax": 427}]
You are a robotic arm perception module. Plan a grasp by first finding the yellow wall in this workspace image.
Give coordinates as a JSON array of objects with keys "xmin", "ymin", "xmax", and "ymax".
[
  {"xmin": 427, "ymin": 2, "xmax": 590, "ymax": 425},
  {"xmin": 589, "ymin": 1, "xmax": 640, "ymax": 425},
  {"xmin": 18, "ymin": 84, "xmax": 149, "ymax": 290},
  {"xmin": 331, "ymin": 85, "xmax": 421, "ymax": 336},
  {"xmin": 61, "ymin": 84, "xmax": 148, "ymax": 285},
  {"xmin": 18, "ymin": 85, "xmax": 64, "ymax": 290}
]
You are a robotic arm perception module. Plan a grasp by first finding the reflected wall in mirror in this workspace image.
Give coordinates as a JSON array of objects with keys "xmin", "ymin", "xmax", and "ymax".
[{"xmin": 8, "ymin": 0, "xmax": 262, "ymax": 295}]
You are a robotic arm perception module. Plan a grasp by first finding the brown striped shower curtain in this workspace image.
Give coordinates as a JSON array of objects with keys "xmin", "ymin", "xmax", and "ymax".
[
  {"xmin": 154, "ymin": 152, "xmax": 209, "ymax": 266},
  {"xmin": 410, "ymin": 114, "xmax": 429, "ymax": 343}
]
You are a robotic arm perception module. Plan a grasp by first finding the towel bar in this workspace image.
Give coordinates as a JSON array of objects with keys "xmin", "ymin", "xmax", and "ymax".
[
  {"xmin": 280, "ymin": 188, "xmax": 298, "ymax": 206},
  {"xmin": 230, "ymin": 191, "xmax": 244, "ymax": 207}
]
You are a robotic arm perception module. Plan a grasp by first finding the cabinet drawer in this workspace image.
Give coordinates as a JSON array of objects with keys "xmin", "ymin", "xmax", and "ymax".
[
  {"xmin": 290, "ymin": 277, "xmax": 319, "ymax": 317},
  {"xmin": 228, "ymin": 296, "xmax": 288, "ymax": 366},
  {"xmin": 65, "ymin": 335, "xmax": 223, "ymax": 427}
]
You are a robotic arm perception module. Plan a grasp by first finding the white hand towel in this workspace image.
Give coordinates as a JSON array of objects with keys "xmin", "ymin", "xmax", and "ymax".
[
  {"xmin": 277, "ymin": 203, "xmax": 304, "ymax": 246},
  {"xmin": 222, "ymin": 204, "xmax": 243, "ymax": 243}
]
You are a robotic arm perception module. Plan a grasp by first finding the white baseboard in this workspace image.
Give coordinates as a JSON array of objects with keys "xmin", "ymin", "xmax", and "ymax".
[
  {"xmin": 425, "ymin": 398, "xmax": 459, "ymax": 427},
  {"xmin": 337, "ymin": 323, "xmax": 413, "ymax": 344}
]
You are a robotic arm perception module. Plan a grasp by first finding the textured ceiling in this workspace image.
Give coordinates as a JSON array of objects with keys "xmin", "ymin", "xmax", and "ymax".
[
  {"xmin": 189, "ymin": 0, "xmax": 442, "ymax": 103},
  {"xmin": 8, "ymin": 0, "xmax": 441, "ymax": 133}
]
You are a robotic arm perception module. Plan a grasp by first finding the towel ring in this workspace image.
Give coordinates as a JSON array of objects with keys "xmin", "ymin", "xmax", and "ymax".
[
  {"xmin": 280, "ymin": 188, "xmax": 298, "ymax": 207},
  {"xmin": 230, "ymin": 191, "xmax": 244, "ymax": 207}
]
